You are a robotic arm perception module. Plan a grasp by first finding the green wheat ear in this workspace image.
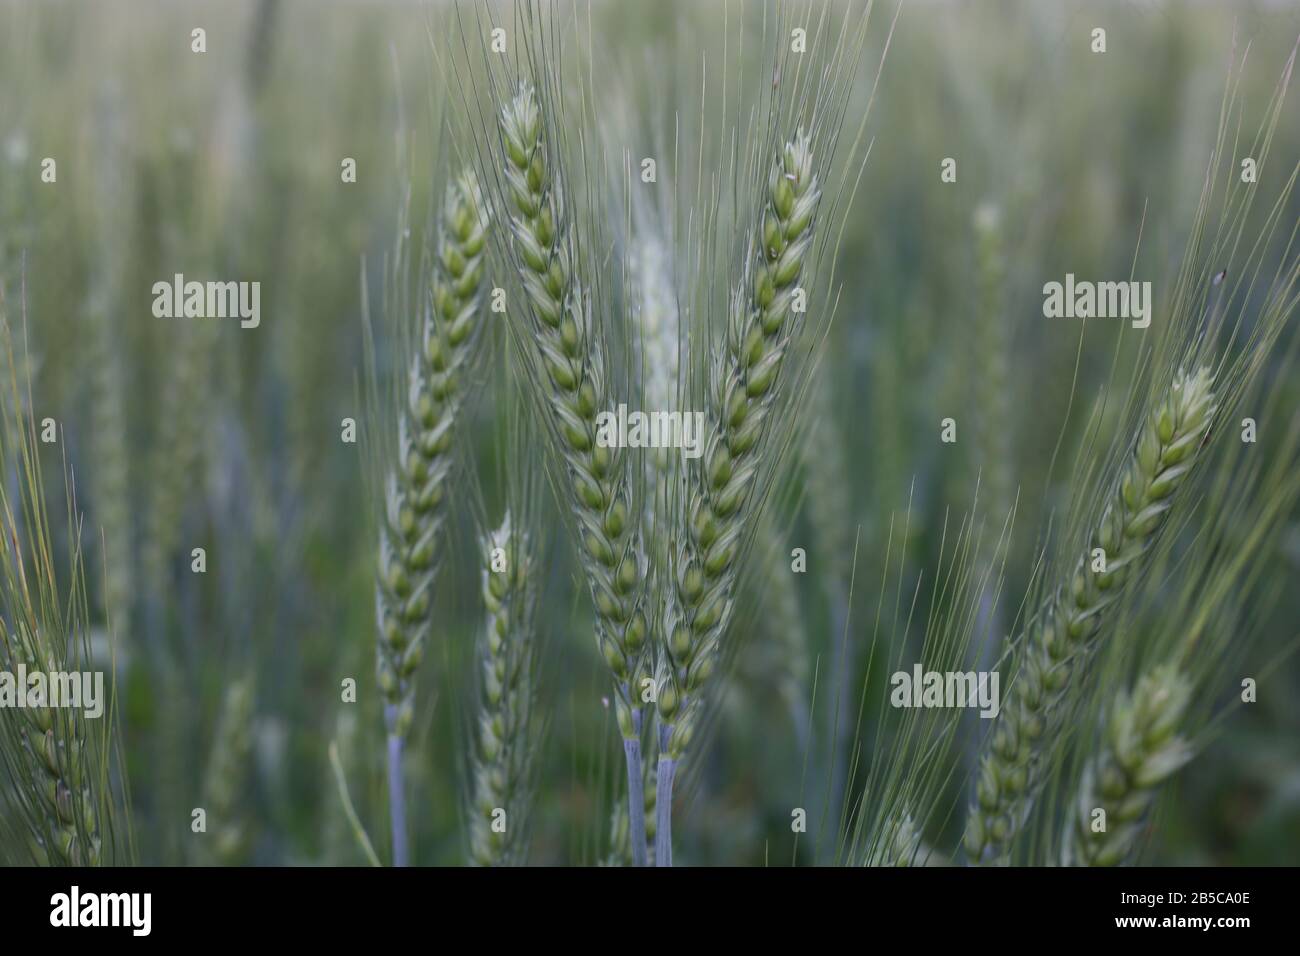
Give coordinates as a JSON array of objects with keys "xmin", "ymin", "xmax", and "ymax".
[
  {"xmin": 375, "ymin": 168, "xmax": 491, "ymax": 740},
  {"xmin": 658, "ymin": 130, "xmax": 821, "ymax": 754},
  {"xmin": 647, "ymin": 130, "xmax": 821, "ymax": 867},
  {"xmin": 1066, "ymin": 665, "xmax": 1193, "ymax": 867},
  {"xmin": 0, "ymin": 305, "xmax": 123, "ymax": 866},
  {"xmin": 966, "ymin": 366, "xmax": 1216, "ymax": 863},
  {"xmin": 497, "ymin": 82, "xmax": 651, "ymax": 862},
  {"xmin": 195, "ymin": 674, "xmax": 256, "ymax": 866},
  {"xmin": 469, "ymin": 513, "xmax": 540, "ymax": 867},
  {"xmin": 498, "ymin": 84, "xmax": 648, "ymax": 694}
]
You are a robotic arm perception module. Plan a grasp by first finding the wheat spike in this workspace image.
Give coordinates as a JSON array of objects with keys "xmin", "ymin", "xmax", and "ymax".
[
  {"xmin": 468, "ymin": 514, "xmax": 540, "ymax": 866},
  {"xmin": 375, "ymin": 169, "xmax": 491, "ymax": 738},
  {"xmin": 658, "ymin": 131, "xmax": 820, "ymax": 750},
  {"xmin": 1066, "ymin": 665, "xmax": 1193, "ymax": 866},
  {"xmin": 373, "ymin": 168, "xmax": 491, "ymax": 867},
  {"xmin": 195, "ymin": 675, "xmax": 256, "ymax": 866},
  {"xmin": 965, "ymin": 366, "xmax": 1216, "ymax": 862},
  {"xmin": 498, "ymin": 83, "xmax": 651, "ymax": 861}
]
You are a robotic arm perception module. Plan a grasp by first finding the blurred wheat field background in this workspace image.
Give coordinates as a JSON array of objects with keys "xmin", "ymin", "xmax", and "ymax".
[{"xmin": 1, "ymin": 0, "xmax": 1298, "ymax": 867}]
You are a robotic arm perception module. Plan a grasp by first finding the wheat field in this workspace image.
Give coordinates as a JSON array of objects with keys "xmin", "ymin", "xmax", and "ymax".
[{"xmin": 0, "ymin": 0, "xmax": 1298, "ymax": 870}]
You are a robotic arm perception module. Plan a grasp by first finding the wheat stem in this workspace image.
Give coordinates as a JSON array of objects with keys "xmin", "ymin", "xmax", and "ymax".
[
  {"xmin": 328, "ymin": 739, "xmax": 382, "ymax": 868},
  {"xmin": 965, "ymin": 367, "xmax": 1216, "ymax": 863},
  {"xmin": 654, "ymin": 753, "xmax": 676, "ymax": 868}
]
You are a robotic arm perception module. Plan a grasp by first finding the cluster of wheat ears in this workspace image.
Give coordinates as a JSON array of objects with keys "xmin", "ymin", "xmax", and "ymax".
[
  {"xmin": 1, "ymin": 0, "xmax": 1298, "ymax": 868},
  {"xmin": 349, "ymin": 2, "xmax": 1298, "ymax": 867}
]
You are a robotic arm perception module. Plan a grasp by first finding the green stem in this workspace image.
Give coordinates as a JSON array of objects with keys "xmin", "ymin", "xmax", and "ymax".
[
  {"xmin": 623, "ymin": 733, "xmax": 647, "ymax": 867},
  {"xmin": 655, "ymin": 754, "xmax": 676, "ymax": 867}
]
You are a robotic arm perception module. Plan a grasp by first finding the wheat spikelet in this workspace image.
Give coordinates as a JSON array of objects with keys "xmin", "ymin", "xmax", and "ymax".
[
  {"xmin": 1065, "ymin": 665, "xmax": 1193, "ymax": 866},
  {"xmin": 965, "ymin": 366, "xmax": 1216, "ymax": 863}
]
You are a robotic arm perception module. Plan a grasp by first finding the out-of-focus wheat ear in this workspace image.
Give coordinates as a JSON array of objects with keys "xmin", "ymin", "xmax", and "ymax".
[
  {"xmin": 971, "ymin": 201, "xmax": 1013, "ymax": 533},
  {"xmin": 194, "ymin": 674, "xmax": 255, "ymax": 866},
  {"xmin": 862, "ymin": 813, "xmax": 932, "ymax": 867},
  {"xmin": 141, "ymin": 317, "xmax": 212, "ymax": 599},
  {"xmin": 373, "ymin": 167, "xmax": 492, "ymax": 867},
  {"xmin": 803, "ymin": 370, "xmax": 852, "ymax": 825},
  {"xmin": 468, "ymin": 514, "xmax": 541, "ymax": 866},
  {"xmin": 965, "ymin": 367, "xmax": 1216, "ymax": 864},
  {"xmin": 751, "ymin": 512, "xmax": 810, "ymax": 750},
  {"xmin": 1065, "ymin": 666, "xmax": 1193, "ymax": 867},
  {"xmin": 497, "ymin": 82, "xmax": 650, "ymax": 864},
  {"xmin": 653, "ymin": 130, "xmax": 821, "ymax": 865},
  {"xmin": 87, "ymin": 301, "xmax": 133, "ymax": 644}
]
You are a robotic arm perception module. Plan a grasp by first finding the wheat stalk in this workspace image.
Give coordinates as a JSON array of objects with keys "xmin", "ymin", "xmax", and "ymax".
[
  {"xmin": 1065, "ymin": 665, "xmax": 1193, "ymax": 866},
  {"xmin": 468, "ymin": 513, "xmax": 540, "ymax": 866},
  {"xmin": 965, "ymin": 366, "xmax": 1216, "ymax": 863},
  {"xmin": 373, "ymin": 168, "xmax": 491, "ymax": 866},
  {"xmin": 497, "ymin": 83, "xmax": 651, "ymax": 864},
  {"xmin": 654, "ymin": 130, "xmax": 822, "ymax": 866}
]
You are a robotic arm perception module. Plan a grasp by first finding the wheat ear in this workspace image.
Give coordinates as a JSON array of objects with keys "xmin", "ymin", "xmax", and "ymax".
[
  {"xmin": 498, "ymin": 84, "xmax": 650, "ymax": 864},
  {"xmin": 863, "ymin": 813, "xmax": 931, "ymax": 867},
  {"xmin": 0, "ymin": 307, "xmax": 118, "ymax": 865},
  {"xmin": 468, "ymin": 514, "xmax": 540, "ymax": 866},
  {"xmin": 1066, "ymin": 665, "xmax": 1193, "ymax": 866},
  {"xmin": 965, "ymin": 366, "xmax": 1216, "ymax": 863},
  {"xmin": 196, "ymin": 674, "xmax": 255, "ymax": 865},
  {"xmin": 374, "ymin": 168, "xmax": 491, "ymax": 866},
  {"xmin": 87, "ymin": 283, "xmax": 133, "ymax": 645},
  {"xmin": 654, "ymin": 131, "xmax": 821, "ymax": 866},
  {"xmin": 0, "ymin": 623, "xmax": 104, "ymax": 865}
]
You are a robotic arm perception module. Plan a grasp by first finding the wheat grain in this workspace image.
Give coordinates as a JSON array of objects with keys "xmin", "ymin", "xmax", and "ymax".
[
  {"xmin": 374, "ymin": 167, "xmax": 491, "ymax": 866},
  {"xmin": 1065, "ymin": 665, "xmax": 1193, "ymax": 866},
  {"xmin": 965, "ymin": 366, "xmax": 1216, "ymax": 863}
]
